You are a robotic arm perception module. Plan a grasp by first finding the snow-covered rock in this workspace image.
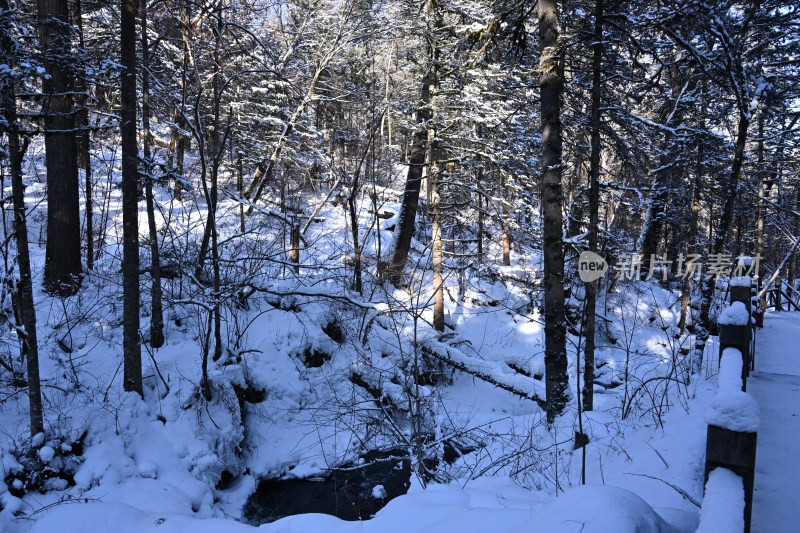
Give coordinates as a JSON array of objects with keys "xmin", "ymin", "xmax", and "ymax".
[{"xmin": 37, "ymin": 445, "xmax": 55, "ymax": 464}]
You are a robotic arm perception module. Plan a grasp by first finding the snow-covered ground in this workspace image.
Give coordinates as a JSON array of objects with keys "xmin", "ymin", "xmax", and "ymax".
[{"xmin": 0, "ymin": 147, "xmax": 752, "ymax": 533}]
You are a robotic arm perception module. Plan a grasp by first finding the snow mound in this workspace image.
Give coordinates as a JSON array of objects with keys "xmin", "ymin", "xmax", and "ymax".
[
  {"xmin": 37, "ymin": 446, "xmax": 55, "ymax": 464},
  {"xmin": 718, "ymin": 302, "xmax": 750, "ymax": 326},
  {"xmin": 512, "ymin": 485, "xmax": 676, "ymax": 533},
  {"xmin": 705, "ymin": 390, "xmax": 760, "ymax": 433},
  {"xmin": 697, "ymin": 468, "xmax": 744, "ymax": 533}
]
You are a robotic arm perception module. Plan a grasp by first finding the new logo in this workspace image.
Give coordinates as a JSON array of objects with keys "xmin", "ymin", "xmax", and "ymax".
[{"xmin": 578, "ymin": 251, "xmax": 608, "ymax": 283}]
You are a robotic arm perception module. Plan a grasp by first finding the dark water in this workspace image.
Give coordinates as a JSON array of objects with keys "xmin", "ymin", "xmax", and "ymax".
[{"xmin": 242, "ymin": 449, "xmax": 412, "ymax": 524}]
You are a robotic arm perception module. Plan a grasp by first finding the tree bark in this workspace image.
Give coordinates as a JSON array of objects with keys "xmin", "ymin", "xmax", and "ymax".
[
  {"xmin": 72, "ymin": 0, "xmax": 93, "ymax": 271},
  {"xmin": 384, "ymin": 1, "xmax": 439, "ymax": 286},
  {"xmin": 2, "ymin": 3, "xmax": 45, "ymax": 436},
  {"xmin": 431, "ymin": 162, "xmax": 444, "ymax": 332},
  {"xmin": 121, "ymin": 0, "xmax": 142, "ymax": 395},
  {"xmin": 141, "ymin": 0, "xmax": 164, "ymax": 348},
  {"xmin": 538, "ymin": 0, "xmax": 568, "ymax": 423},
  {"xmin": 502, "ymin": 174, "xmax": 511, "ymax": 266},
  {"xmin": 582, "ymin": 0, "xmax": 603, "ymax": 412},
  {"xmin": 679, "ymin": 138, "xmax": 703, "ymax": 334},
  {"xmin": 695, "ymin": 111, "xmax": 750, "ymax": 373},
  {"xmin": 38, "ymin": 0, "xmax": 82, "ymax": 295}
]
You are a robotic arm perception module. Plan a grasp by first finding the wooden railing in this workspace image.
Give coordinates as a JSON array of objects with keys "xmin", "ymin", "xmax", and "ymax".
[
  {"xmin": 700, "ymin": 278, "xmax": 760, "ymax": 533},
  {"xmin": 763, "ymin": 281, "xmax": 800, "ymax": 312}
]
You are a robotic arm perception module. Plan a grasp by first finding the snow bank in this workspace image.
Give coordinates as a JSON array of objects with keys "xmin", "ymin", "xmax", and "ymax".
[
  {"xmin": 705, "ymin": 390, "xmax": 760, "ymax": 433},
  {"xmin": 22, "ymin": 478, "xmax": 687, "ymax": 533},
  {"xmin": 730, "ymin": 276, "xmax": 751, "ymax": 288},
  {"xmin": 697, "ymin": 468, "xmax": 744, "ymax": 533},
  {"xmin": 718, "ymin": 302, "xmax": 750, "ymax": 326},
  {"xmin": 718, "ymin": 348, "xmax": 744, "ymax": 392},
  {"xmin": 511, "ymin": 485, "xmax": 675, "ymax": 533}
]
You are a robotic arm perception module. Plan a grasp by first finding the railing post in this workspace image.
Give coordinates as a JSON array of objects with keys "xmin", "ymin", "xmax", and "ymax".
[
  {"xmin": 730, "ymin": 277, "xmax": 758, "ymax": 370},
  {"xmin": 718, "ymin": 325, "xmax": 751, "ymax": 387},
  {"xmin": 721, "ymin": 284, "xmax": 754, "ymax": 386},
  {"xmin": 704, "ymin": 426, "xmax": 757, "ymax": 533},
  {"xmin": 704, "ymin": 347, "xmax": 759, "ymax": 533}
]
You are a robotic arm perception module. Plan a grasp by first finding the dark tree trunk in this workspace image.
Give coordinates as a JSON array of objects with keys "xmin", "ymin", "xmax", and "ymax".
[
  {"xmin": 384, "ymin": 4, "xmax": 438, "ymax": 287},
  {"xmin": 431, "ymin": 161, "xmax": 444, "ymax": 332},
  {"xmin": 582, "ymin": 0, "xmax": 603, "ymax": 412},
  {"xmin": 476, "ymin": 166, "xmax": 483, "ymax": 263},
  {"xmin": 72, "ymin": 0, "xmax": 93, "ymax": 271},
  {"xmin": 121, "ymin": 0, "xmax": 142, "ymax": 395},
  {"xmin": 679, "ymin": 139, "xmax": 704, "ymax": 334},
  {"xmin": 502, "ymin": 174, "xmax": 511, "ymax": 266},
  {"xmin": 538, "ymin": 0, "xmax": 568, "ymax": 423},
  {"xmin": 695, "ymin": 112, "xmax": 750, "ymax": 373},
  {"xmin": 171, "ymin": 0, "xmax": 190, "ymax": 202},
  {"xmin": 38, "ymin": 0, "xmax": 82, "ymax": 295},
  {"xmin": 210, "ymin": 6, "xmax": 223, "ymax": 362},
  {"xmin": 141, "ymin": 0, "xmax": 164, "ymax": 348},
  {"xmin": 2, "ymin": 3, "xmax": 45, "ymax": 436}
]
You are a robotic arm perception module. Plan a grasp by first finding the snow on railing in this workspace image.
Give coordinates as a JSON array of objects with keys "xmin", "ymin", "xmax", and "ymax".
[
  {"xmin": 697, "ymin": 468, "xmax": 745, "ymax": 533},
  {"xmin": 700, "ymin": 279, "xmax": 760, "ymax": 533}
]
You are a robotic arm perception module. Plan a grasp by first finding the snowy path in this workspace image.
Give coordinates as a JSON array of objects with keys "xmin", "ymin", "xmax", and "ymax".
[{"xmin": 749, "ymin": 311, "xmax": 800, "ymax": 533}]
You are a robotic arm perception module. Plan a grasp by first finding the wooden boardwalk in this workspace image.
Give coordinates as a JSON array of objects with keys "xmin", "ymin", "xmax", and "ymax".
[{"xmin": 749, "ymin": 311, "xmax": 800, "ymax": 533}]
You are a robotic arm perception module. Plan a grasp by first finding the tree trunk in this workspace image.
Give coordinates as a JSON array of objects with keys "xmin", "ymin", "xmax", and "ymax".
[
  {"xmin": 2, "ymin": 4, "xmax": 45, "ymax": 436},
  {"xmin": 172, "ymin": 0, "xmax": 190, "ymax": 202},
  {"xmin": 695, "ymin": 111, "xmax": 750, "ymax": 373},
  {"xmin": 210, "ymin": 5, "xmax": 223, "ymax": 362},
  {"xmin": 431, "ymin": 163, "xmax": 444, "ymax": 332},
  {"xmin": 582, "ymin": 0, "xmax": 603, "ymax": 412},
  {"xmin": 121, "ymin": 0, "xmax": 142, "ymax": 395},
  {"xmin": 289, "ymin": 224, "xmax": 300, "ymax": 274},
  {"xmin": 502, "ymin": 175, "xmax": 511, "ymax": 267},
  {"xmin": 538, "ymin": 0, "xmax": 568, "ymax": 423},
  {"xmin": 72, "ymin": 0, "xmax": 93, "ymax": 271},
  {"xmin": 384, "ymin": 1, "xmax": 439, "ymax": 286},
  {"xmin": 679, "ymin": 140, "xmax": 704, "ymax": 334},
  {"xmin": 141, "ymin": 0, "xmax": 164, "ymax": 348},
  {"xmin": 38, "ymin": 0, "xmax": 82, "ymax": 295},
  {"xmin": 476, "ymin": 166, "xmax": 483, "ymax": 263}
]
